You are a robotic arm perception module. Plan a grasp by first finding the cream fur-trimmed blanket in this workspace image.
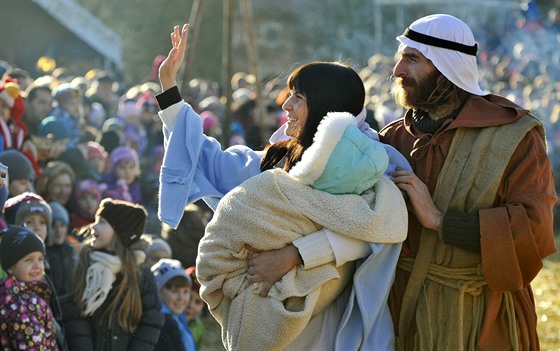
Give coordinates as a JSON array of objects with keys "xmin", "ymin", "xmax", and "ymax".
[{"xmin": 196, "ymin": 170, "xmax": 407, "ymax": 351}]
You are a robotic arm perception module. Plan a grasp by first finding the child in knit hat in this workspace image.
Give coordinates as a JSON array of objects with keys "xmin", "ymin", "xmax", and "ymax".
[
  {"xmin": 151, "ymin": 258, "xmax": 197, "ymax": 351},
  {"xmin": 85, "ymin": 141, "xmax": 108, "ymax": 180},
  {"xmin": 50, "ymin": 83, "xmax": 83, "ymax": 147},
  {"xmin": 2, "ymin": 193, "xmax": 70, "ymax": 332},
  {"xmin": 70, "ymin": 178, "xmax": 102, "ymax": 231},
  {"xmin": 185, "ymin": 265, "xmax": 207, "ymax": 351},
  {"xmin": 118, "ymin": 97, "xmax": 148, "ymax": 157},
  {"xmin": 100, "ymin": 146, "xmax": 143, "ymax": 204},
  {"xmin": 0, "ymin": 149, "xmax": 35, "ymax": 197},
  {"xmin": 3, "ymin": 191, "xmax": 52, "ymax": 243},
  {"xmin": 145, "ymin": 237, "xmax": 173, "ymax": 267},
  {"xmin": 31, "ymin": 115, "xmax": 71, "ymax": 167},
  {"xmin": 0, "ymin": 225, "xmax": 59, "ymax": 349},
  {"xmin": 49, "ymin": 201, "xmax": 70, "ymax": 246},
  {"xmin": 47, "ymin": 200, "xmax": 76, "ymax": 298},
  {"xmin": 62, "ymin": 198, "xmax": 164, "ymax": 349}
]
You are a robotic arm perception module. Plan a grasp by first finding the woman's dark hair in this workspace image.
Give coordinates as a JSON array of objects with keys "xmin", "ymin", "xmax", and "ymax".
[{"xmin": 260, "ymin": 61, "xmax": 365, "ymax": 172}]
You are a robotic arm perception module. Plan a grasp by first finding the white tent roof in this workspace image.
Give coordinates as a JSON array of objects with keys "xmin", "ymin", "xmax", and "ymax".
[{"xmin": 32, "ymin": 0, "xmax": 122, "ymax": 67}]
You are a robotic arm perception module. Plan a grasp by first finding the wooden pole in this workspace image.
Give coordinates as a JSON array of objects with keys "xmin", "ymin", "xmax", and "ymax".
[
  {"xmin": 180, "ymin": 0, "xmax": 205, "ymax": 97},
  {"xmin": 240, "ymin": 0, "xmax": 269, "ymax": 147},
  {"xmin": 222, "ymin": 0, "xmax": 234, "ymax": 146}
]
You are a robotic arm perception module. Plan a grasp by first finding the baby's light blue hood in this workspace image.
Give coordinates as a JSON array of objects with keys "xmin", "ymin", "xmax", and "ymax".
[{"xmin": 289, "ymin": 112, "xmax": 389, "ymax": 194}]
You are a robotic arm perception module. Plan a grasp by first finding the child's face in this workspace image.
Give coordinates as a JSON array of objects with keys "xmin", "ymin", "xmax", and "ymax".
[
  {"xmin": 115, "ymin": 160, "xmax": 138, "ymax": 185},
  {"xmin": 90, "ymin": 217, "xmax": 116, "ymax": 251},
  {"xmin": 48, "ymin": 173, "xmax": 73, "ymax": 205},
  {"xmin": 161, "ymin": 284, "xmax": 191, "ymax": 315},
  {"xmin": 78, "ymin": 192, "xmax": 100, "ymax": 218},
  {"xmin": 52, "ymin": 221, "xmax": 68, "ymax": 245},
  {"xmin": 23, "ymin": 214, "xmax": 48, "ymax": 242},
  {"xmin": 7, "ymin": 251, "xmax": 45, "ymax": 282},
  {"xmin": 186, "ymin": 290, "xmax": 205, "ymax": 321},
  {"xmin": 8, "ymin": 178, "xmax": 32, "ymax": 197},
  {"xmin": 62, "ymin": 96, "xmax": 83, "ymax": 119},
  {"xmin": 146, "ymin": 248, "xmax": 171, "ymax": 267}
]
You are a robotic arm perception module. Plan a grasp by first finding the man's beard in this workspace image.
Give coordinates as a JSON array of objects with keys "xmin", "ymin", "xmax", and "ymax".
[{"xmin": 391, "ymin": 70, "xmax": 441, "ymax": 111}]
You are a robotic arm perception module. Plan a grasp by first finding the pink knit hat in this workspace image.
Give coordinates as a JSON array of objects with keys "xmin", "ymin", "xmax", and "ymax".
[
  {"xmin": 109, "ymin": 146, "xmax": 139, "ymax": 173},
  {"xmin": 85, "ymin": 141, "xmax": 107, "ymax": 161},
  {"xmin": 74, "ymin": 179, "xmax": 101, "ymax": 203}
]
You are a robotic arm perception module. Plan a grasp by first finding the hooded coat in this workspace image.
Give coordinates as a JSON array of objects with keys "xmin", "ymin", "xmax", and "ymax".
[{"xmin": 196, "ymin": 112, "xmax": 408, "ymax": 351}]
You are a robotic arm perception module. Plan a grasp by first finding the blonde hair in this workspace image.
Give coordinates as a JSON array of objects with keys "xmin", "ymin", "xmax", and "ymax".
[
  {"xmin": 72, "ymin": 227, "xmax": 143, "ymax": 333},
  {"xmin": 35, "ymin": 160, "xmax": 76, "ymax": 200}
]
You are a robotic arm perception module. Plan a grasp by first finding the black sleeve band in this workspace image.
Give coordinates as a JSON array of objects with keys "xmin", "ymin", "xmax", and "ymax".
[
  {"xmin": 441, "ymin": 211, "xmax": 481, "ymax": 252},
  {"xmin": 156, "ymin": 86, "xmax": 182, "ymax": 110}
]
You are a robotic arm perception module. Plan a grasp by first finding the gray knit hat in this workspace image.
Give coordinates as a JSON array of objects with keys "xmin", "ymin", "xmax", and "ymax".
[
  {"xmin": 3, "ymin": 192, "xmax": 52, "ymax": 227},
  {"xmin": 0, "ymin": 149, "xmax": 35, "ymax": 182},
  {"xmin": 49, "ymin": 201, "xmax": 69, "ymax": 225}
]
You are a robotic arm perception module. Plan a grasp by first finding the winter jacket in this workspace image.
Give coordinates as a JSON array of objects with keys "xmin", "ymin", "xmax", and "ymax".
[
  {"xmin": 0, "ymin": 276, "xmax": 59, "ymax": 350},
  {"xmin": 154, "ymin": 314, "xmax": 187, "ymax": 351},
  {"xmin": 63, "ymin": 265, "xmax": 164, "ymax": 351},
  {"xmin": 46, "ymin": 242, "xmax": 76, "ymax": 298}
]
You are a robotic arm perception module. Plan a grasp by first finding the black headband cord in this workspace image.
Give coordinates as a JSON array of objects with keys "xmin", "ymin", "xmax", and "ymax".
[{"xmin": 403, "ymin": 28, "xmax": 478, "ymax": 56}]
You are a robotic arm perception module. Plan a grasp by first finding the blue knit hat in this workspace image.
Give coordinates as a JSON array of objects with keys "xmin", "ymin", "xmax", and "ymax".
[{"xmin": 49, "ymin": 201, "xmax": 69, "ymax": 225}]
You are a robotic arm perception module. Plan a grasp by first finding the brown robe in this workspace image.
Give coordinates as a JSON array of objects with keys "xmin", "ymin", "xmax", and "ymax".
[{"xmin": 379, "ymin": 94, "xmax": 557, "ymax": 350}]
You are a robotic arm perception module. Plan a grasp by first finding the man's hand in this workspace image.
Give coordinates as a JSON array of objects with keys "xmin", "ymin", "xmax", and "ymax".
[
  {"xmin": 391, "ymin": 168, "xmax": 443, "ymax": 231},
  {"xmin": 245, "ymin": 244, "xmax": 302, "ymax": 297},
  {"xmin": 159, "ymin": 23, "xmax": 189, "ymax": 92}
]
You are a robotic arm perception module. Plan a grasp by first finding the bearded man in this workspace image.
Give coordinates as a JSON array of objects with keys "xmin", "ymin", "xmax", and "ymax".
[{"xmin": 379, "ymin": 14, "xmax": 557, "ymax": 350}]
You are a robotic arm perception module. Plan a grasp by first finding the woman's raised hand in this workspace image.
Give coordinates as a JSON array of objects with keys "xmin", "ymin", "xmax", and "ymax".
[{"xmin": 159, "ymin": 23, "xmax": 189, "ymax": 92}]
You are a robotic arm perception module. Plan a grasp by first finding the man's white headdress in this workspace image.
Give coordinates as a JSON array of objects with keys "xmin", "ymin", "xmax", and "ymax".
[{"xmin": 397, "ymin": 14, "xmax": 484, "ymax": 96}]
